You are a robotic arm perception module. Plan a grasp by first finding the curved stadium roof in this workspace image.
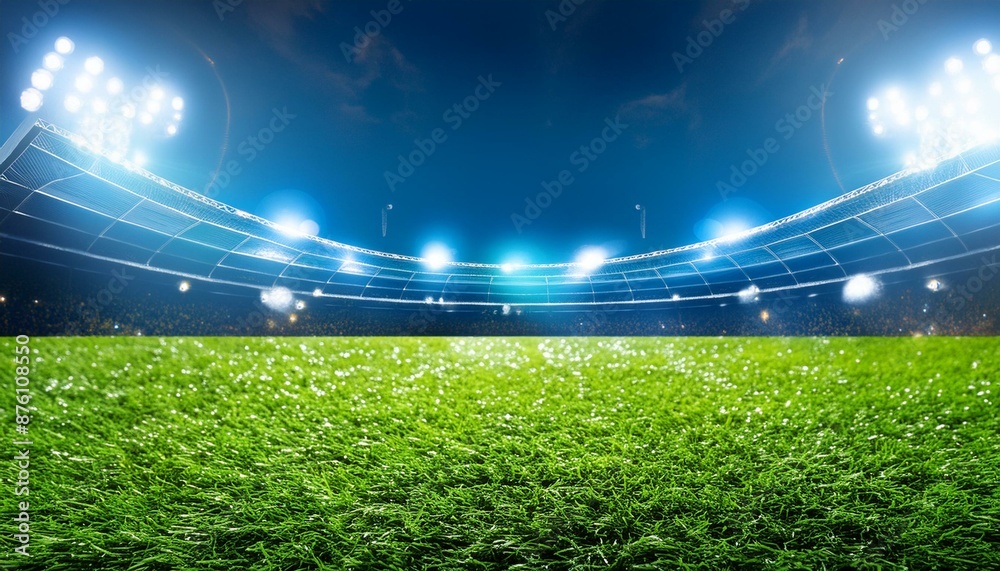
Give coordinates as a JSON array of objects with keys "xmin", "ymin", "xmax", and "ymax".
[{"xmin": 2, "ymin": 119, "xmax": 1000, "ymax": 308}]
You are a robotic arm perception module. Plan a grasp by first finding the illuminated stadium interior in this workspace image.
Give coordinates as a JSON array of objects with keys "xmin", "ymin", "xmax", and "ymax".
[{"xmin": 2, "ymin": 118, "xmax": 1000, "ymax": 310}]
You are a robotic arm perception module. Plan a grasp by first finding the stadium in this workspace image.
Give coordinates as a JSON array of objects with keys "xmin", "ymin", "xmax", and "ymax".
[{"xmin": 1, "ymin": 1, "xmax": 999, "ymax": 569}]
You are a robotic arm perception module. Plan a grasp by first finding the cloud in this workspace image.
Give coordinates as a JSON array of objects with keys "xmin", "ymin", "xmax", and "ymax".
[
  {"xmin": 243, "ymin": 0, "xmax": 421, "ymax": 124},
  {"xmin": 618, "ymin": 84, "xmax": 700, "ymax": 148},
  {"xmin": 756, "ymin": 13, "xmax": 813, "ymax": 83}
]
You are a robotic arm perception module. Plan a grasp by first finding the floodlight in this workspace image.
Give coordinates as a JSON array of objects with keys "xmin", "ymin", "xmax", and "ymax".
[
  {"xmin": 178, "ymin": 281, "xmax": 190, "ymax": 293},
  {"xmin": 43, "ymin": 52, "xmax": 63, "ymax": 71},
  {"xmin": 171, "ymin": 96, "xmax": 184, "ymax": 111},
  {"xmin": 945, "ymin": 57, "xmax": 964, "ymax": 75},
  {"xmin": 500, "ymin": 263, "xmax": 516, "ymax": 274},
  {"xmin": 974, "ymin": 39, "xmax": 992, "ymax": 56},
  {"xmin": 575, "ymin": 248, "xmax": 606, "ymax": 273},
  {"xmin": 738, "ymin": 285, "xmax": 760, "ymax": 304},
  {"xmin": 422, "ymin": 244, "xmax": 452, "ymax": 271},
  {"xmin": 843, "ymin": 275, "xmax": 879, "ymax": 303},
  {"xmin": 74, "ymin": 74, "xmax": 94, "ymax": 93},
  {"xmin": 150, "ymin": 86, "xmax": 165, "ymax": 100},
  {"xmin": 54, "ymin": 36, "xmax": 74, "ymax": 55},
  {"xmin": 261, "ymin": 287, "xmax": 294, "ymax": 312},
  {"xmin": 927, "ymin": 279, "xmax": 944, "ymax": 292},
  {"xmin": 173, "ymin": 112, "xmax": 183, "ymax": 121},
  {"xmin": 106, "ymin": 77, "xmax": 124, "ymax": 95},
  {"xmin": 166, "ymin": 124, "xmax": 178, "ymax": 136},
  {"xmin": 20, "ymin": 89, "xmax": 43, "ymax": 112},
  {"xmin": 295, "ymin": 300, "xmax": 306, "ymax": 311},
  {"xmin": 64, "ymin": 94, "xmax": 83, "ymax": 113},
  {"xmin": 313, "ymin": 288, "xmax": 323, "ymax": 297},
  {"xmin": 84, "ymin": 56, "xmax": 104, "ymax": 75},
  {"xmin": 872, "ymin": 124, "xmax": 885, "ymax": 136},
  {"xmin": 31, "ymin": 69, "xmax": 54, "ymax": 90},
  {"xmin": 867, "ymin": 97, "xmax": 879, "ymax": 111}
]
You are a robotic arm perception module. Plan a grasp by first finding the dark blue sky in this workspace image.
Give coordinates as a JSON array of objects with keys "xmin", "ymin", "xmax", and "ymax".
[{"xmin": 3, "ymin": 0, "xmax": 999, "ymax": 263}]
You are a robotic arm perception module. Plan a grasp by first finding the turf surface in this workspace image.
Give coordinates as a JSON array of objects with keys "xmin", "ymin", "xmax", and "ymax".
[{"xmin": 2, "ymin": 337, "xmax": 999, "ymax": 570}]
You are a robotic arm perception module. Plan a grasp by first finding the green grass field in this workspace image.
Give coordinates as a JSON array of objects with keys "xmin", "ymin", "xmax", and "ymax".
[{"xmin": 2, "ymin": 337, "xmax": 999, "ymax": 570}]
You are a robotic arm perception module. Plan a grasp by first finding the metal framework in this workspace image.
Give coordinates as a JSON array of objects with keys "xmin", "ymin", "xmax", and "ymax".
[{"xmin": 2, "ymin": 119, "xmax": 1000, "ymax": 307}]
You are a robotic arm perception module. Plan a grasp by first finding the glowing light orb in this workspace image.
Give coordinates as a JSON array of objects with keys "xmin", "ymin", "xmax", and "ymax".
[
  {"xmin": 422, "ymin": 244, "xmax": 452, "ymax": 271},
  {"xmin": 20, "ymin": 89, "xmax": 43, "ymax": 112},
  {"xmin": 974, "ymin": 39, "xmax": 993, "ymax": 56},
  {"xmin": 500, "ymin": 263, "xmax": 516, "ymax": 274},
  {"xmin": 927, "ymin": 279, "xmax": 944, "ymax": 292},
  {"xmin": 867, "ymin": 97, "xmax": 880, "ymax": 111},
  {"xmin": 313, "ymin": 288, "xmax": 323, "ymax": 297},
  {"xmin": 945, "ymin": 57, "xmax": 964, "ymax": 75},
  {"xmin": 178, "ymin": 281, "xmax": 190, "ymax": 293},
  {"xmin": 150, "ymin": 86, "xmax": 165, "ymax": 100},
  {"xmin": 139, "ymin": 112, "xmax": 153, "ymax": 125},
  {"xmin": 298, "ymin": 219, "xmax": 319, "ymax": 236},
  {"xmin": 171, "ymin": 96, "xmax": 184, "ymax": 111},
  {"xmin": 843, "ymin": 275, "xmax": 880, "ymax": 303},
  {"xmin": 261, "ymin": 287, "xmax": 294, "ymax": 312},
  {"xmin": 74, "ymin": 74, "xmax": 94, "ymax": 93},
  {"xmin": 575, "ymin": 247, "xmax": 606, "ymax": 273},
  {"xmin": 91, "ymin": 99, "xmax": 108, "ymax": 114},
  {"xmin": 985, "ymin": 54, "xmax": 1000, "ymax": 75},
  {"xmin": 31, "ymin": 69, "xmax": 54, "ymax": 91},
  {"xmin": 54, "ymin": 36, "xmax": 74, "ymax": 55},
  {"xmin": 295, "ymin": 300, "xmax": 306, "ymax": 311},
  {"xmin": 84, "ymin": 56, "xmax": 104, "ymax": 75},
  {"xmin": 738, "ymin": 285, "xmax": 760, "ymax": 304},
  {"xmin": 166, "ymin": 124, "xmax": 178, "ymax": 136},
  {"xmin": 64, "ymin": 94, "xmax": 83, "ymax": 113},
  {"xmin": 106, "ymin": 77, "xmax": 124, "ymax": 95},
  {"xmin": 43, "ymin": 52, "xmax": 63, "ymax": 71}
]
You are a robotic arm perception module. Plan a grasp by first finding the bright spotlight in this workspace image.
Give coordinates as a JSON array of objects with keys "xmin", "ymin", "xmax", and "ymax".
[
  {"xmin": 872, "ymin": 124, "xmax": 885, "ymax": 136},
  {"xmin": 843, "ymin": 275, "xmax": 880, "ymax": 304},
  {"xmin": 867, "ymin": 97, "xmax": 880, "ymax": 111},
  {"xmin": 178, "ymin": 281, "xmax": 190, "ymax": 293},
  {"xmin": 74, "ymin": 74, "xmax": 94, "ymax": 93},
  {"xmin": 738, "ymin": 285, "xmax": 760, "ymax": 304},
  {"xmin": 575, "ymin": 248, "xmax": 606, "ymax": 273},
  {"xmin": 150, "ymin": 86, "xmax": 165, "ymax": 100},
  {"xmin": 500, "ymin": 263, "xmax": 515, "ymax": 274},
  {"xmin": 20, "ymin": 89, "xmax": 43, "ymax": 112},
  {"xmin": 166, "ymin": 124, "xmax": 178, "ymax": 136},
  {"xmin": 31, "ymin": 69, "xmax": 54, "ymax": 90},
  {"xmin": 171, "ymin": 96, "xmax": 184, "ymax": 111},
  {"xmin": 54, "ymin": 36, "xmax": 74, "ymax": 55},
  {"xmin": 295, "ymin": 300, "xmax": 306, "ymax": 311},
  {"xmin": 106, "ymin": 77, "xmax": 124, "ymax": 95},
  {"xmin": 974, "ymin": 39, "xmax": 993, "ymax": 56},
  {"xmin": 927, "ymin": 279, "xmax": 944, "ymax": 292},
  {"xmin": 64, "ymin": 94, "xmax": 83, "ymax": 113},
  {"xmin": 43, "ymin": 52, "xmax": 63, "ymax": 71},
  {"xmin": 945, "ymin": 57, "xmax": 964, "ymax": 75},
  {"xmin": 84, "ymin": 56, "xmax": 104, "ymax": 75},
  {"xmin": 422, "ymin": 244, "xmax": 452, "ymax": 271},
  {"xmin": 261, "ymin": 287, "xmax": 294, "ymax": 312}
]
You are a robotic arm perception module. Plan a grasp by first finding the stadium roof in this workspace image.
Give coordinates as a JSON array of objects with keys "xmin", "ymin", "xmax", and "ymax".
[{"xmin": 2, "ymin": 119, "xmax": 1000, "ymax": 308}]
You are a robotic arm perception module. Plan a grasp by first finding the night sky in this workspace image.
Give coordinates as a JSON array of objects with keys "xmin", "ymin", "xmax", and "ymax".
[{"xmin": 2, "ymin": 0, "xmax": 999, "ymax": 264}]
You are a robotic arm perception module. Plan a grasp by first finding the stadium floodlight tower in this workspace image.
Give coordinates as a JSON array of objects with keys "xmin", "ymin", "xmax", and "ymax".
[{"xmin": 19, "ymin": 36, "xmax": 185, "ymax": 164}]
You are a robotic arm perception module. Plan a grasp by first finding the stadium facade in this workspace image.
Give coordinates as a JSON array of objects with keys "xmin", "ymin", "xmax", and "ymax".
[{"xmin": 2, "ymin": 119, "xmax": 1000, "ymax": 310}]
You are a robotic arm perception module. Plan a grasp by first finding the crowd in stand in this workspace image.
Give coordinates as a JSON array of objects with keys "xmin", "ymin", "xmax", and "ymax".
[{"xmin": 1, "ymin": 266, "xmax": 996, "ymax": 337}]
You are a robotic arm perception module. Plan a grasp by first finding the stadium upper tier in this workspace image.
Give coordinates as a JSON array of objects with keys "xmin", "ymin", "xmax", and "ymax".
[{"xmin": 2, "ymin": 119, "xmax": 1000, "ymax": 307}]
